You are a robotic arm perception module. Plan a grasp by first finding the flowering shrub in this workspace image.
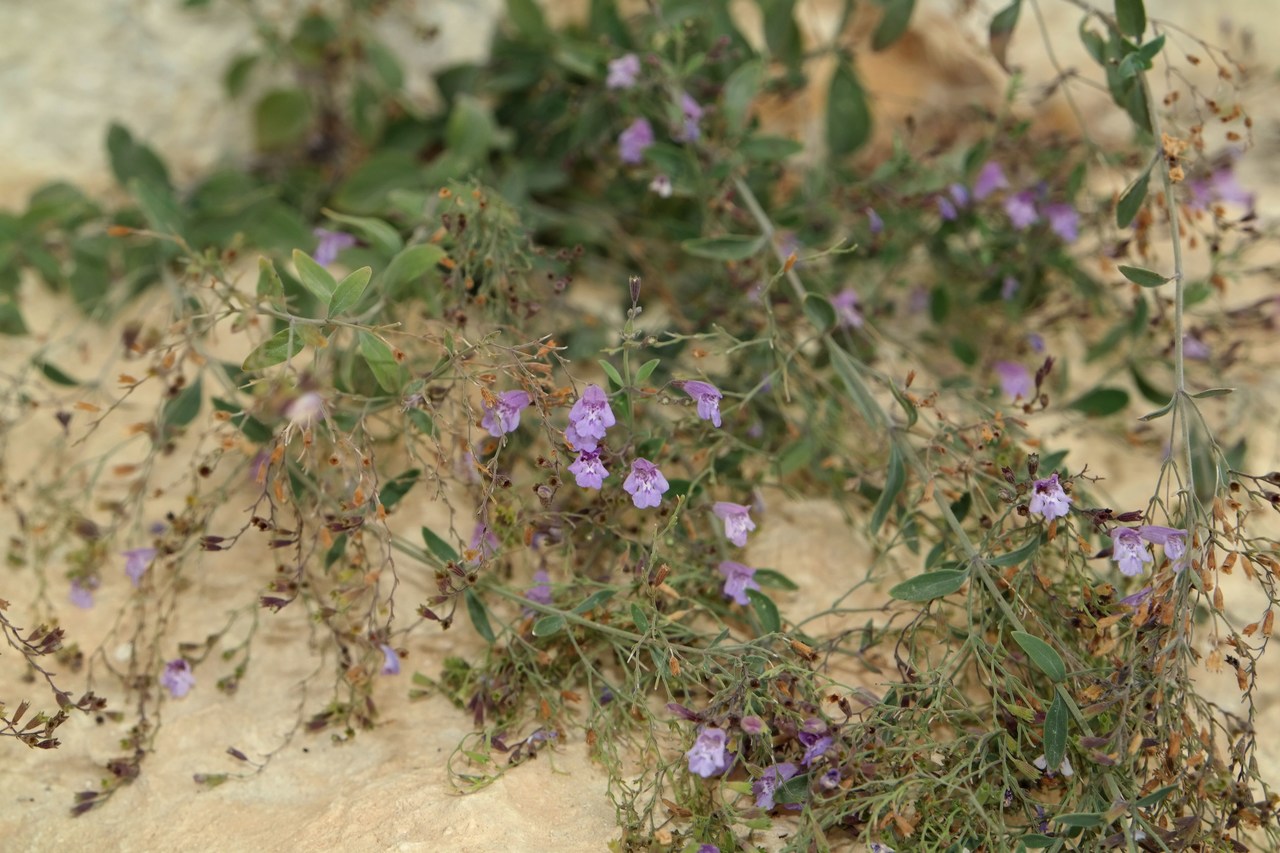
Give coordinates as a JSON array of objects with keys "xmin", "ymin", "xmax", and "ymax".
[{"xmin": 1, "ymin": 0, "xmax": 1278, "ymax": 850}]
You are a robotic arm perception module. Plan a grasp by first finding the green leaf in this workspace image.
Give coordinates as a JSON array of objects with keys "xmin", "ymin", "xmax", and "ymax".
[
  {"xmin": 506, "ymin": 0, "xmax": 551, "ymax": 43},
  {"xmin": 634, "ymin": 358, "xmax": 661, "ymax": 386},
  {"xmin": 1044, "ymin": 691, "xmax": 1069, "ymax": 772},
  {"xmin": 598, "ymin": 360, "xmax": 624, "ymax": 389},
  {"xmin": 803, "ymin": 293, "xmax": 836, "ymax": 332},
  {"xmin": 1135, "ymin": 784, "xmax": 1178, "ymax": 808},
  {"xmin": 105, "ymin": 123, "xmax": 171, "ymax": 191},
  {"xmin": 1116, "ymin": 165, "xmax": 1151, "ymax": 228},
  {"xmin": 1128, "ymin": 364, "xmax": 1170, "ymax": 406},
  {"xmin": 827, "ymin": 59, "xmax": 872, "ymax": 157},
  {"xmin": 242, "ymin": 328, "xmax": 305, "ymax": 371},
  {"xmin": 1068, "ymin": 386, "xmax": 1130, "ymax": 417},
  {"xmin": 753, "ymin": 568, "xmax": 800, "ymax": 591},
  {"xmin": 321, "ymin": 209, "xmax": 404, "ymax": 256},
  {"xmin": 889, "ymin": 569, "xmax": 968, "ymax": 602},
  {"xmin": 256, "ymin": 257, "xmax": 284, "ymax": 300},
  {"xmin": 739, "ymin": 135, "xmax": 805, "ymax": 162},
  {"xmin": 871, "ymin": 443, "xmax": 906, "ymax": 534},
  {"xmin": 382, "ymin": 244, "xmax": 445, "ymax": 294},
  {"xmin": 572, "ymin": 589, "xmax": 616, "ymax": 614},
  {"xmin": 1191, "ymin": 387, "xmax": 1233, "ymax": 399},
  {"xmin": 773, "ymin": 772, "xmax": 811, "ymax": 805},
  {"xmin": 161, "ymin": 377, "xmax": 203, "ymax": 433},
  {"xmin": 358, "ymin": 331, "xmax": 402, "ymax": 393},
  {"xmin": 223, "ymin": 52, "xmax": 259, "ymax": 99},
  {"xmin": 759, "ymin": 0, "xmax": 803, "ymax": 70},
  {"xmin": 989, "ymin": 532, "xmax": 1042, "ymax": 567},
  {"xmin": 872, "ymin": 0, "xmax": 915, "ymax": 51},
  {"xmin": 1017, "ymin": 835, "xmax": 1056, "ymax": 849},
  {"xmin": 254, "ymin": 89, "xmax": 312, "ymax": 150},
  {"xmin": 128, "ymin": 177, "xmax": 184, "ymax": 237},
  {"xmin": 1011, "ymin": 631, "xmax": 1067, "ymax": 681},
  {"xmin": 292, "ymin": 249, "xmax": 337, "ymax": 302},
  {"xmin": 378, "ymin": 469, "xmax": 419, "ymax": 510},
  {"xmin": 723, "ymin": 59, "xmax": 764, "ymax": 133},
  {"xmin": 989, "ymin": 0, "xmax": 1023, "ymax": 72},
  {"xmin": 746, "ymin": 589, "xmax": 781, "ymax": 634},
  {"xmin": 465, "ymin": 589, "xmax": 495, "ymax": 644},
  {"xmin": 630, "ymin": 603, "xmax": 649, "ymax": 633},
  {"xmin": 35, "ymin": 360, "xmax": 79, "ymax": 386},
  {"xmin": 681, "ymin": 235, "xmax": 765, "ymax": 261},
  {"xmin": 1114, "ymin": 0, "xmax": 1145, "ymax": 37},
  {"xmin": 1118, "ymin": 265, "xmax": 1167, "ymax": 287},
  {"xmin": 327, "ymin": 266, "xmax": 373, "ymax": 318},
  {"xmin": 421, "ymin": 527, "xmax": 460, "ymax": 564},
  {"xmin": 532, "ymin": 615, "xmax": 565, "ymax": 637},
  {"xmin": 1138, "ymin": 401, "xmax": 1173, "ymax": 422},
  {"xmin": 1052, "ymin": 812, "xmax": 1105, "ymax": 828}
]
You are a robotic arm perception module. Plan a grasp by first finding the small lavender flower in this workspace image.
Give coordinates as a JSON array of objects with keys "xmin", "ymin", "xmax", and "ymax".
[
  {"xmin": 973, "ymin": 161, "xmax": 1008, "ymax": 200},
  {"xmin": 648, "ymin": 174, "xmax": 672, "ymax": 197},
  {"xmin": 936, "ymin": 195, "xmax": 958, "ymax": 221},
  {"xmin": 285, "ymin": 391, "xmax": 325, "ymax": 428},
  {"xmin": 675, "ymin": 92, "xmax": 703, "ymax": 142},
  {"xmin": 568, "ymin": 448, "xmax": 609, "ymax": 490},
  {"xmin": 623, "ymin": 458, "xmax": 669, "ymax": 509},
  {"xmin": 831, "ymin": 288, "xmax": 864, "ymax": 330},
  {"xmin": 1004, "ymin": 191, "xmax": 1039, "ymax": 229},
  {"xmin": 123, "ymin": 547, "xmax": 157, "ymax": 587},
  {"xmin": 1120, "ymin": 586, "xmax": 1153, "ymax": 610},
  {"xmin": 869, "ymin": 845, "xmax": 897, "ymax": 853},
  {"xmin": 1001, "ymin": 275, "xmax": 1021, "ymax": 301},
  {"xmin": 819, "ymin": 768, "xmax": 842, "ymax": 790},
  {"xmin": 866, "ymin": 207, "xmax": 884, "ymax": 235},
  {"xmin": 740, "ymin": 715, "xmax": 765, "ymax": 735},
  {"xmin": 950, "ymin": 183, "xmax": 970, "ymax": 207},
  {"xmin": 526, "ymin": 570, "xmax": 553, "ymax": 606},
  {"xmin": 679, "ymin": 380, "xmax": 723, "ymax": 427},
  {"xmin": 481, "ymin": 390, "xmax": 531, "ymax": 437},
  {"xmin": 799, "ymin": 731, "xmax": 833, "ymax": 767},
  {"xmin": 1138, "ymin": 525, "xmax": 1188, "ymax": 568},
  {"xmin": 605, "ymin": 53, "xmax": 641, "ymax": 90},
  {"xmin": 712, "ymin": 502, "xmax": 756, "ymax": 547},
  {"xmin": 567, "ymin": 385, "xmax": 615, "ymax": 450},
  {"xmin": 1027, "ymin": 332, "xmax": 1045, "ymax": 353},
  {"xmin": 69, "ymin": 579, "xmax": 95, "ymax": 609},
  {"xmin": 468, "ymin": 521, "xmax": 499, "ymax": 563},
  {"xmin": 1183, "ymin": 335, "xmax": 1211, "ymax": 360},
  {"xmin": 718, "ymin": 561, "xmax": 761, "ymax": 606},
  {"xmin": 994, "ymin": 361, "xmax": 1034, "ymax": 400},
  {"xmin": 1045, "ymin": 203, "xmax": 1079, "ymax": 242},
  {"xmin": 161, "ymin": 659, "xmax": 195, "ymax": 698},
  {"xmin": 618, "ymin": 118, "xmax": 654, "ymax": 164},
  {"xmin": 313, "ymin": 228, "xmax": 357, "ymax": 266},
  {"xmin": 1028, "ymin": 474, "xmax": 1071, "ymax": 521},
  {"xmin": 380, "ymin": 644, "xmax": 401, "ymax": 675},
  {"xmin": 686, "ymin": 727, "xmax": 731, "ymax": 777},
  {"xmin": 697, "ymin": 846, "xmax": 720, "ymax": 853},
  {"xmin": 1112, "ymin": 527, "xmax": 1153, "ymax": 576},
  {"xmin": 753, "ymin": 762, "xmax": 799, "ymax": 810}
]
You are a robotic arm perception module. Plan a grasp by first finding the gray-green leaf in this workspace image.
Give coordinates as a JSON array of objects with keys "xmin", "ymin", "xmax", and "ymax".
[
  {"xmin": 327, "ymin": 266, "xmax": 372, "ymax": 318},
  {"xmin": 1011, "ymin": 631, "xmax": 1067, "ymax": 681},
  {"xmin": 889, "ymin": 569, "xmax": 968, "ymax": 601}
]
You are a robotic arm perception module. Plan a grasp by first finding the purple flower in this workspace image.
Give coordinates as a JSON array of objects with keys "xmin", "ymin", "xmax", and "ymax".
[
  {"xmin": 686, "ymin": 727, "xmax": 731, "ymax": 777},
  {"xmin": 675, "ymin": 92, "xmax": 704, "ymax": 142},
  {"xmin": 1005, "ymin": 191, "xmax": 1039, "ymax": 229},
  {"xmin": 869, "ymin": 845, "xmax": 897, "ymax": 853},
  {"xmin": 718, "ymin": 561, "xmax": 761, "ymax": 606},
  {"xmin": 649, "ymin": 174, "xmax": 673, "ymax": 197},
  {"xmin": 866, "ymin": 207, "xmax": 884, "ymax": 235},
  {"xmin": 994, "ymin": 361, "xmax": 1034, "ymax": 400},
  {"xmin": 798, "ymin": 731, "xmax": 833, "ymax": 766},
  {"xmin": 1190, "ymin": 167, "xmax": 1255, "ymax": 211},
  {"xmin": 1182, "ymin": 335, "xmax": 1210, "ymax": 360},
  {"xmin": 1119, "ymin": 586, "xmax": 1153, "ymax": 610},
  {"xmin": 606, "ymin": 53, "xmax": 641, "ymax": 90},
  {"xmin": 1001, "ymin": 276, "xmax": 1021, "ymax": 301},
  {"xmin": 950, "ymin": 183, "xmax": 970, "ymax": 207},
  {"xmin": 713, "ymin": 502, "xmax": 756, "ymax": 547},
  {"xmin": 1138, "ymin": 525, "xmax": 1187, "ymax": 568},
  {"xmin": 973, "ymin": 161, "xmax": 1008, "ymax": 200},
  {"xmin": 618, "ymin": 118, "xmax": 654, "ymax": 164},
  {"xmin": 1027, "ymin": 332, "xmax": 1045, "ymax": 353},
  {"xmin": 568, "ymin": 448, "xmax": 609, "ymax": 490},
  {"xmin": 1028, "ymin": 473, "xmax": 1071, "ymax": 521},
  {"xmin": 754, "ymin": 762, "xmax": 799, "ymax": 810},
  {"xmin": 1112, "ymin": 527, "xmax": 1153, "ymax": 576},
  {"xmin": 623, "ymin": 458, "xmax": 669, "ymax": 509},
  {"xmin": 831, "ymin": 288, "xmax": 864, "ymax": 329},
  {"xmin": 123, "ymin": 547, "xmax": 157, "ymax": 587},
  {"xmin": 819, "ymin": 768, "xmax": 842, "ymax": 790},
  {"xmin": 313, "ymin": 228, "xmax": 357, "ymax": 266},
  {"xmin": 161, "ymin": 659, "xmax": 195, "ymax": 698},
  {"xmin": 698, "ymin": 846, "xmax": 720, "ymax": 853},
  {"xmin": 526, "ymin": 570, "xmax": 553, "ymax": 606},
  {"xmin": 380, "ymin": 644, "xmax": 401, "ymax": 675},
  {"xmin": 679, "ymin": 380, "xmax": 723, "ymax": 427},
  {"xmin": 936, "ymin": 195, "xmax": 958, "ymax": 221},
  {"xmin": 468, "ymin": 521, "xmax": 499, "ymax": 563},
  {"xmin": 740, "ymin": 715, "xmax": 765, "ymax": 735},
  {"xmin": 1044, "ymin": 203, "xmax": 1079, "ymax": 242},
  {"xmin": 69, "ymin": 579, "xmax": 96, "ymax": 609},
  {"xmin": 481, "ymin": 390, "xmax": 531, "ymax": 437},
  {"xmin": 567, "ymin": 385, "xmax": 615, "ymax": 450}
]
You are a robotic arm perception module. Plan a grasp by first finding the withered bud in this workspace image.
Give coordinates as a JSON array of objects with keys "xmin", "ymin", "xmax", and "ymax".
[
  {"xmin": 1027, "ymin": 453, "xmax": 1040, "ymax": 478},
  {"xmin": 1001, "ymin": 466, "xmax": 1016, "ymax": 484}
]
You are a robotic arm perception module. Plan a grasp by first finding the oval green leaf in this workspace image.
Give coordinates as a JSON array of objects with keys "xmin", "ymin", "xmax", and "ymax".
[
  {"xmin": 321, "ymin": 209, "xmax": 403, "ymax": 255},
  {"xmin": 532, "ymin": 615, "xmax": 565, "ymax": 637},
  {"xmin": 242, "ymin": 328, "xmax": 304, "ymax": 371},
  {"xmin": 872, "ymin": 0, "xmax": 916, "ymax": 51},
  {"xmin": 1116, "ymin": 165, "xmax": 1151, "ymax": 228},
  {"xmin": 746, "ymin": 589, "xmax": 781, "ymax": 635},
  {"xmin": 889, "ymin": 569, "xmax": 968, "ymax": 602},
  {"xmin": 1118, "ymin": 265, "xmax": 1167, "ymax": 287},
  {"xmin": 358, "ymin": 331, "xmax": 402, "ymax": 393},
  {"xmin": 1011, "ymin": 631, "xmax": 1067, "ymax": 681},
  {"xmin": 292, "ymin": 248, "xmax": 337, "ymax": 302},
  {"xmin": 1043, "ymin": 690, "xmax": 1069, "ymax": 772},
  {"xmin": 827, "ymin": 59, "xmax": 872, "ymax": 157},
  {"xmin": 681, "ymin": 235, "xmax": 766, "ymax": 261},
  {"xmin": 327, "ymin": 266, "xmax": 373, "ymax": 318},
  {"xmin": 1052, "ymin": 812, "xmax": 1105, "ymax": 828},
  {"xmin": 1067, "ymin": 387, "xmax": 1129, "ymax": 417},
  {"xmin": 382, "ymin": 243, "xmax": 445, "ymax": 294}
]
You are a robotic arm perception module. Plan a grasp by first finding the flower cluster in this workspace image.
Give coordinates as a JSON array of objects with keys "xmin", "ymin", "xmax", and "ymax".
[
  {"xmin": 1112, "ymin": 525, "xmax": 1188, "ymax": 576},
  {"xmin": 481, "ymin": 389, "xmax": 531, "ymax": 437}
]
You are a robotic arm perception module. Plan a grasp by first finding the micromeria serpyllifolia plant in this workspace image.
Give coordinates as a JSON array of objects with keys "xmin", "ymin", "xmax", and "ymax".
[{"xmin": 1, "ymin": 0, "xmax": 1278, "ymax": 849}]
